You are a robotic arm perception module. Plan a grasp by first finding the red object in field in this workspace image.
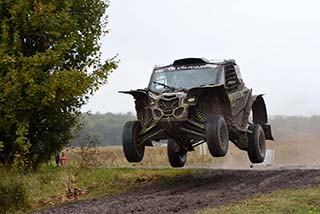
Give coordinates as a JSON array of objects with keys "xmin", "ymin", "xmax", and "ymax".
[{"xmin": 59, "ymin": 156, "xmax": 67, "ymax": 166}]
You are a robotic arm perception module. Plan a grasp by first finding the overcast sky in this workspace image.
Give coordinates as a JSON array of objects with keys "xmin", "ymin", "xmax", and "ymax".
[{"xmin": 82, "ymin": 0, "xmax": 320, "ymax": 116}]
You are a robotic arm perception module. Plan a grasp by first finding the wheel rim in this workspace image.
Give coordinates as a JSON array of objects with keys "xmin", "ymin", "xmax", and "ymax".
[
  {"xmin": 174, "ymin": 142, "xmax": 186, "ymax": 163},
  {"xmin": 178, "ymin": 152, "xmax": 186, "ymax": 163}
]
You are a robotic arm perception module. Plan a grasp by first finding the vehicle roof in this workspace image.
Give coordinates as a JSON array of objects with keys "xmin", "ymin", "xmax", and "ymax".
[{"xmin": 153, "ymin": 58, "xmax": 236, "ymax": 70}]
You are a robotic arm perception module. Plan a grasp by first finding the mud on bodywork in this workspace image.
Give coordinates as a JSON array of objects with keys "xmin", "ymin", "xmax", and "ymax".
[
  {"xmin": 251, "ymin": 95, "xmax": 273, "ymax": 140},
  {"xmin": 120, "ymin": 87, "xmax": 273, "ymax": 151},
  {"xmin": 120, "ymin": 85, "xmax": 233, "ymax": 149},
  {"xmin": 120, "ymin": 58, "xmax": 273, "ymax": 152}
]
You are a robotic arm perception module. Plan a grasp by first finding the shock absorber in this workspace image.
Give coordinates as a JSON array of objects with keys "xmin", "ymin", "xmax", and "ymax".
[{"xmin": 195, "ymin": 110, "xmax": 206, "ymax": 123}]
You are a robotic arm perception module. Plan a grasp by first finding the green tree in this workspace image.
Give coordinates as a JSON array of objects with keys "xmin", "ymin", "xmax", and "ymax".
[{"xmin": 0, "ymin": 0, "xmax": 117, "ymax": 168}]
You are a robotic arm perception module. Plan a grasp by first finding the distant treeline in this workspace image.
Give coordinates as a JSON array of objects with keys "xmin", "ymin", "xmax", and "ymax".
[
  {"xmin": 72, "ymin": 112, "xmax": 136, "ymax": 147},
  {"xmin": 72, "ymin": 113, "xmax": 320, "ymax": 146},
  {"xmin": 270, "ymin": 115, "xmax": 320, "ymax": 141}
]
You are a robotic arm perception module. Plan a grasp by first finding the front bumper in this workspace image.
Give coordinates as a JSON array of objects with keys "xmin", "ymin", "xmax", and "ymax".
[
  {"xmin": 137, "ymin": 93, "xmax": 206, "ymax": 144},
  {"xmin": 150, "ymin": 94, "xmax": 192, "ymax": 121}
]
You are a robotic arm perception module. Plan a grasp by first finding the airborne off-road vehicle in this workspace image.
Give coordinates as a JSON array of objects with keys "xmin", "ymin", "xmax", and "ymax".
[{"xmin": 120, "ymin": 58, "xmax": 273, "ymax": 167}]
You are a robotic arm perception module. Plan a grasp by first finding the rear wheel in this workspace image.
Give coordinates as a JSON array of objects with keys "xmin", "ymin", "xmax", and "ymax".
[
  {"xmin": 247, "ymin": 124, "xmax": 266, "ymax": 163},
  {"xmin": 167, "ymin": 139, "xmax": 187, "ymax": 168},
  {"xmin": 122, "ymin": 121, "xmax": 145, "ymax": 162},
  {"xmin": 206, "ymin": 115, "xmax": 229, "ymax": 157}
]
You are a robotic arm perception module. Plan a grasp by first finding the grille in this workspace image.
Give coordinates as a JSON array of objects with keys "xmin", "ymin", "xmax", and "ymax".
[{"xmin": 158, "ymin": 98, "xmax": 179, "ymax": 115}]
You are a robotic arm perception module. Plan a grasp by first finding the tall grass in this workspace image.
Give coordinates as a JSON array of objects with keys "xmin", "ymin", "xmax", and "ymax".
[
  {"xmin": 0, "ymin": 175, "xmax": 29, "ymax": 213},
  {"xmin": 65, "ymin": 145, "xmax": 246, "ymax": 168},
  {"xmin": 65, "ymin": 137, "xmax": 320, "ymax": 168}
]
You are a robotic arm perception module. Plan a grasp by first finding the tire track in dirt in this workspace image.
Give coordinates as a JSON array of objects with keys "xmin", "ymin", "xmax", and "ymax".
[{"xmin": 39, "ymin": 169, "xmax": 320, "ymax": 214}]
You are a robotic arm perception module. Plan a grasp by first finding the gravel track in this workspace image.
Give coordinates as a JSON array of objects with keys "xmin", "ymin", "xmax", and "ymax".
[{"xmin": 39, "ymin": 169, "xmax": 320, "ymax": 214}]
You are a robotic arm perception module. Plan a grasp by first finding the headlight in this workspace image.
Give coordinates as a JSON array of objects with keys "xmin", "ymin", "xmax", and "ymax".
[{"xmin": 186, "ymin": 96, "xmax": 196, "ymax": 103}]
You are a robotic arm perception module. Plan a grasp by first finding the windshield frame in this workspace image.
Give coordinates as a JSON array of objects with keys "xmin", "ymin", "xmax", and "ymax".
[{"xmin": 148, "ymin": 64, "xmax": 223, "ymax": 93}]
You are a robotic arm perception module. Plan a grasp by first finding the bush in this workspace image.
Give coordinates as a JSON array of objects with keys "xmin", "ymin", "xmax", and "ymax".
[{"xmin": 0, "ymin": 178, "xmax": 29, "ymax": 213}]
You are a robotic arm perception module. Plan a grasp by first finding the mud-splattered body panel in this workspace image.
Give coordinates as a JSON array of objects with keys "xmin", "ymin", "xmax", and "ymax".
[{"xmin": 120, "ymin": 58, "xmax": 273, "ymax": 151}]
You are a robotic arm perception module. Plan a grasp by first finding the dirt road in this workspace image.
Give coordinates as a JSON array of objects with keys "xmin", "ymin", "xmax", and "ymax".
[{"xmin": 40, "ymin": 169, "xmax": 320, "ymax": 214}]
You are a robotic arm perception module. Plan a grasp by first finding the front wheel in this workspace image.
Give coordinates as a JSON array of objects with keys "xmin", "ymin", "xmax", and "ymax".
[
  {"xmin": 122, "ymin": 121, "xmax": 145, "ymax": 162},
  {"xmin": 247, "ymin": 124, "xmax": 266, "ymax": 163},
  {"xmin": 167, "ymin": 139, "xmax": 187, "ymax": 168},
  {"xmin": 206, "ymin": 115, "xmax": 229, "ymax": 157}
]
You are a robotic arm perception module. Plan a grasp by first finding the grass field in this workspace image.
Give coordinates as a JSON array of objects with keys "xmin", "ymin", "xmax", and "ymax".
[
  {"xmin": 65, "ymin": 145, "xmax": 218, "ymax": 167},
  {"xmin": 65, "ymin": 136, "xmax": 320, "ymax": 168},
  {"xmin": 0, "ymin": 166, "xmax": 201, "ymax": 213},
  {"xmin": 2, "ymin": 137, "xmax": 320, "ymax": 213},
  {"xmin": 199, "ymin": 186, "xmax": 320, "ymax": 214}
]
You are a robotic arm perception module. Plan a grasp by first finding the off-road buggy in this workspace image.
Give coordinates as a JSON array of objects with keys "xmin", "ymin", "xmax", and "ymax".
[{"xmin": 120, "ymin": 58, "xmax": 273, "ymax": 167}]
